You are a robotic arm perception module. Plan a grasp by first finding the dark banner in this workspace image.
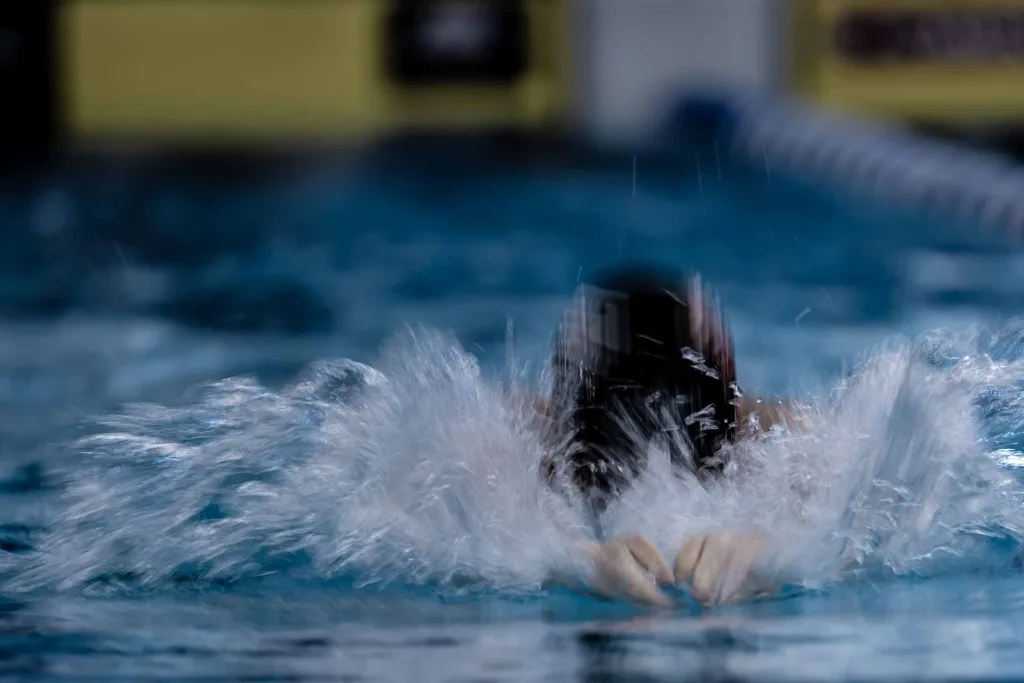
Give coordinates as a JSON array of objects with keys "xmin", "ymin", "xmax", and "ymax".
[
  {"xmin": 836, "ymin": 9, "xmax": 1024, "ymax": 63},
  {"xmin": 386, "ymin": 0, "xmax": 528, "ymax": 85},
  {"xmin": 0, "ymin": 3, "xmax": 56, "ymax": 156}
]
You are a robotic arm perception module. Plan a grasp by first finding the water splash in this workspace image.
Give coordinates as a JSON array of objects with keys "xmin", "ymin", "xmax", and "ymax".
[{"xmin": 7, "ymin": 323, "xmax": 1024, "ymax": 600}]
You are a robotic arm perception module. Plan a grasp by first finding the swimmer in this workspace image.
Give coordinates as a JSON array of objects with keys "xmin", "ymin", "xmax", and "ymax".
[{"xmin": 537, "ymin": 264, "xmax": 796, "ymax": 608}]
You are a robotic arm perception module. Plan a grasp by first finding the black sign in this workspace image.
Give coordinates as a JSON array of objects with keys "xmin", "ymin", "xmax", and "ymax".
[
  {"xmin": 386, "ymin": 0, "xmax": 528, "ymax": 85},
  {"xmin": 836, "ymin": 10, "xmax": 1024, "ymax": 62},
  {"xmin": 0, "ymin": 3, "xmax": 56, "ymax": 158}
]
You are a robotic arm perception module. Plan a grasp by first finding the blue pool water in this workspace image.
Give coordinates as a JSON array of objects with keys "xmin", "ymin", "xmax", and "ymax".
[{"xmin": 5, "ymin": 141, "xmax": 1024, "ymax": 680}]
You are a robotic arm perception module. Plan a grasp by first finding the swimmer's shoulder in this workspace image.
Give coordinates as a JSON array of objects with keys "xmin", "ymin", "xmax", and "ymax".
[{"xmin": 736, "ymin": 394, "xmax": 802, "ymax": 435}]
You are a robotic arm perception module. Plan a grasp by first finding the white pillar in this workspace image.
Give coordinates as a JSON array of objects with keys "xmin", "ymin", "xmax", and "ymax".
[{"xmin": 577, "ymin": 0, "xmax": 781, "ymax": 145}]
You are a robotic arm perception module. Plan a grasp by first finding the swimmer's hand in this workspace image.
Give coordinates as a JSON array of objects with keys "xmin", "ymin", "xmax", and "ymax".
[
  {"xmin": 581, "ymin": 534, "xmax": 675, "ymax": 606},
  {"xmin": 577, "ymin": 531, "xmax": 772, "ymax": 607},
  {"xmin": 674, "ymin": 531, "xmax": 768, "ymax": 606}
]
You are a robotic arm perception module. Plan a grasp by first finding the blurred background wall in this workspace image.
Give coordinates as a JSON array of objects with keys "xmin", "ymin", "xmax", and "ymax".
[
  {"xmin": 4, "ymin": 0, "xmax": 1024, "ymax": 153},
  {"xmin": 57, "ymin": 0, "xmax": 570, "ymax": 145}
]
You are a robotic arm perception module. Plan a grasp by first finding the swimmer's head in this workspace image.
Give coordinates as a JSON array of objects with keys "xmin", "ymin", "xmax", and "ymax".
[{"xmin": 550, "ymin": 264, "xmax": 739, "ymax": 512}]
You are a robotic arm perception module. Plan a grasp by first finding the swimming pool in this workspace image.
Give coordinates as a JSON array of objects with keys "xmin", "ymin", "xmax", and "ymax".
[{"xmin": 3, "ymin": 138, "xmax": 1024, "ymax": 681}]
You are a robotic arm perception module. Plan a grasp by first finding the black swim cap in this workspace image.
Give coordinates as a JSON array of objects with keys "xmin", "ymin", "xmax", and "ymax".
[{"xmin": 551, "ymin": 264, "xmax": 738, "ymax": 511}]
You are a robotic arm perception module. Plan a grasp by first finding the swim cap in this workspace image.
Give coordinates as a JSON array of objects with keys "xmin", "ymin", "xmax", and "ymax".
[{"xmin": 551, "ymin": 264, "xmax": 739, "ymax": 511}]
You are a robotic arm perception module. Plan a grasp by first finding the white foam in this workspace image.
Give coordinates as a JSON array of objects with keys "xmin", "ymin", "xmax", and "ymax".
[{"xmin": 11, "ymin": 323, "xmax": 1024, "ymax": 599}]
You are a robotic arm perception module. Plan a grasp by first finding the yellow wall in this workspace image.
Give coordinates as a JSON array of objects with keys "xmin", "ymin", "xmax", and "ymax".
[
  {"xmin": 790, "ymin": 0, "xmax": 1024, "ymax": 124},
  {"xmin": 61, "ymin": 0, "xmax": 568, "ymax": 143}
]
